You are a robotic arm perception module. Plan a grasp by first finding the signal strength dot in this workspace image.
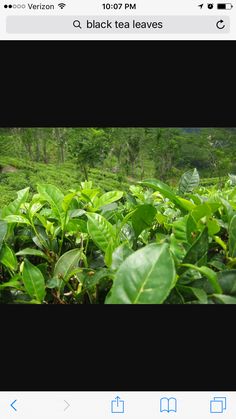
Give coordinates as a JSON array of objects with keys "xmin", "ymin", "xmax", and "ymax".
[{"xmin": 58, "ymin": 3, "xmax": 66, "ymax": 8}]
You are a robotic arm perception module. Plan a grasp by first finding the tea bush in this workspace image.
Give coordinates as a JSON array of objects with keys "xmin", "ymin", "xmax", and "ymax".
[
  {"xmin": 0, "ymin": 158, "xmax": 126, "ymax": 207},
  {"xmin": 1, "ymin": 169, "xmax": 236, "ymax": 304}
]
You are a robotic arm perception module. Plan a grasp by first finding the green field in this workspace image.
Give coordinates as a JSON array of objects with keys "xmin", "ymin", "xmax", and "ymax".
[{"xmin": 0, "ymin": 157, "xmax": 132, "ymax": 207}]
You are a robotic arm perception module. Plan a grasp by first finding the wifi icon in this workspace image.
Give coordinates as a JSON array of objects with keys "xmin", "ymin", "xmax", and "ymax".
[{"xmin": 58, "ymin": 3, "xmax": 66, "ymax": 8}]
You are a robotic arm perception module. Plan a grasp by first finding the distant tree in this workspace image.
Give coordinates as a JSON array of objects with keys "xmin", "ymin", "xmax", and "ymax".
[
  {"xmin": 107, "ymin": 128, "xmax": 146, "ymax": 177},
  {"xmin": 176, "ymin": 133, "xmax": 211, "ymax": 171},
  {"xmin": 53, "ymin": 128, "xmax": 67, "ymax": 163},
  {"xmin": 203, "ymin": 128, "xmax": 236, "ymax": 177},
  {"xmin": 20, "ymin": 128, "xmax": 33, "ymax": 159},
  {"xmin": 146, "ymin": 128, "xmax": 182, "ymax": 180},
  {"xmin": 68, "ymin": 128, "xmax": 110, "ymax": 180}
]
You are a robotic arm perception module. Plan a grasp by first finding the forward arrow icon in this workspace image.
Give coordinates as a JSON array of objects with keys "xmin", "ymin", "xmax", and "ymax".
[{"xmin": 64, "ymin": 400, "xmax": 70, "ymax": 411}]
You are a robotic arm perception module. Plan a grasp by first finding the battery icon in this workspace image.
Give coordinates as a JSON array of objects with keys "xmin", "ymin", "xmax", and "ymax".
[{"xmin": 217, "ymin": 3, "xmax": 233, "ymax": 8}]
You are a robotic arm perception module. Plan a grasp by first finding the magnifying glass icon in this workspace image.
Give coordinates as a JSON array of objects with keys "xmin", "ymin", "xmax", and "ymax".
[{"xmin": 73, "ymin": 20, "xmax": 82, "ymax": 29}]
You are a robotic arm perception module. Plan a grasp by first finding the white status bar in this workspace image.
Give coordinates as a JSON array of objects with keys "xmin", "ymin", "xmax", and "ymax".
[{"xmin": 0, "ymin": 0, "xmax": 236, "ymax": 39}]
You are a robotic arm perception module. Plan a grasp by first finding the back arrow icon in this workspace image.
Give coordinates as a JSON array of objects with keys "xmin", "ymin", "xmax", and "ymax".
[
  {"xmin": 64, "ymin": 400, "xmax": 70, "ymax": 411},
  {"xmin": 10, "ymin": 400, "xmax": 17, "ymax": 411}
]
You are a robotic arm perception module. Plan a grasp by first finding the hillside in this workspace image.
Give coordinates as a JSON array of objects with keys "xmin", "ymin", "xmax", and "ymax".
[
  {"xmin": 1, "ymin": 127, "xmax": 236, "ymax": 208},
  {"xmin": 0, "ymin": 157, "xmax": 130, "ymax": 207}
]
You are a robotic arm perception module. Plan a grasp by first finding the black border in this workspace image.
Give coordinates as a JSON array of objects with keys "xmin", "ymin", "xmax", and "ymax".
[
  {"xmin": 1, "ymin": 41, "xmax": 235, "ymax": 127},
  {"xmin": 1, "ymin": 305, "xmax": 235, "ymax": 390}
]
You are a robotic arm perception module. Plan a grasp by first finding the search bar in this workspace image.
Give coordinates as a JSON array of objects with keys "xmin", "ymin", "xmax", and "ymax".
[{"xmin": 6, "ymin": 16, "xmax": 230, "ymax": 34}]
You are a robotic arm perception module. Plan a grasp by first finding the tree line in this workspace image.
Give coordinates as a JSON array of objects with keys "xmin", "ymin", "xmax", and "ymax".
[{"xmin": 0, "ymin": 127, "xmax": 236, "ymax": 181}]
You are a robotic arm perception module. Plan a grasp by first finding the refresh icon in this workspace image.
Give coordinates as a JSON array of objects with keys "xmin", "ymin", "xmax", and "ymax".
[{"xmin": 216, "ymin": 19, "xmax": 225, "ymax": 29}]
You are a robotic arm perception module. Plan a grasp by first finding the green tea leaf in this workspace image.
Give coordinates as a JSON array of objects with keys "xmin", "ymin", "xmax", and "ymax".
[
  {"xmin": 117, "ymin": 209, "xmax": 137, "ymax": 233},
  {"xmin": 131, "ymin": 204, "xmax": 156, "ymax": 237},
  {"xmin": 211, "ymin": 294, "xmax": 236, "ymax": 304},
  {"xmin": 46, "ymin": 278, "xmax": 62, "ymax": 289},
  {"xmin": 69, "ymin": 209, "xmax": 86, "ymax": 219},
  {"xmin": 37, "ymin": 184, "xmax": 64, "ymax": 222},
  {"xmin": 53, "ymin": 248, "xmax": 81, "ymax": 282},
  {"xmin": 177, "ymin": 285, "xmax": 208, "ymax": 304},
  {"xmin": 181, "ymin": 227, "xmax": 208, "ymax": 268},
  {"xmin": 191, "ymin": 202, "xmax": 221, "ymax": 222},
  {"xmin": 207, "ymin": 218, "xmax": 220, "ymax": 236},
  {"xmin": 220, "ymin": 198, "xmax": 235, "ymax": 223},
  {"xmin": 178, "ymin": 168, "xmax": 200, "ymax": 195},
  {"xmin": 87, "ymin": 213, "xmax": 116, "ymax": 252},
  {"xmin": 177, "ymin": 197, "xmax": 196, "ymax": 212},
  {"xmin": 106, "ymin": 243, "xmax": 176, "ymax": 304},
  {"xmin": 4, "ymin": 215, "xmax": 31, "ymax": 225},
  {"xmin": 229, "ymin": 214, "xmax": 236, "ymax": 257},
  {"xmin": 92, "ymin": 191, "xmax": 123, "ymax": 210},
  {"xmin": 0, "ymin": 276, "xmax": 23, "ymax": 291},
  {"xmin": 186, "ymin": 214, "xmax": 198, "ymax": 243},
  {"xmin": 28, "ymin": 202, "xmax": 45, "ymax": 218},
  {"xmin": 111, "ymin": 243, "xmax": 134, "ymax": 271},
  {"xmin": 173, "ymin": 216, "xmax": 189, "ymax": 243},
  {"xmin": 181, "ymin": 263, "xmax": 222, "ymax": 294},
  {"xmin": 16, "ymin": 248, "xmax": 49, "ymax": 260},
  {"xmin": 65, "ymin": 219, "xmax": 88, "ymax": 234},
  {"xmin": 217, "ymin": 270, "xmax": 236, "ymax": 295},
  {"xmin": 1, "ymin": 187, "xmax": 29, "ymax": 217},
  {"xmin": 140, "ymin": 179, "xmax": 193, "ymax": 212},
  {"xmin": 0, "ymin": 243, "xmax": 18, "ymax": 271},
  {"xmin": 170, "ymin": 234, "xmax": 186, "ymax": 263},
  {"xmin": 82, "ymin": 268, "xmax": 113, "ymax": 291},
  {"xmin": 62, "ymin": 192, "xmax": 77, "ymax": 212},
  {"xmin": 104, "ymin": 240, "xmax": 115, "ymax": 267},
  {"xmin": 0, "ymin": 221, "xmax": 7, "ymax": 251},
  {"xmin": 140, "ymin": 179, "xmax": 178, "ymax": 202},
  {"xmin": 22, "ymin": 259, "xmax": 46, "ymax": 302}
]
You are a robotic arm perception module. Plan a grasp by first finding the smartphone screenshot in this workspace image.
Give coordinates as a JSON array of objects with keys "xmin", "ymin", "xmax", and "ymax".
[
  {"xmin": 1, "ymin": 0, "xmax": 236, "ymax": 405},
  {"xmin": 0, "ymin": 0, "xmax": 235, "ymax": 305}
]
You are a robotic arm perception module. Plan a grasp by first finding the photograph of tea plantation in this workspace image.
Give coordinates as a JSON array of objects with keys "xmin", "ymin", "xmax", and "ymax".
[{"xmin": 1, "ymin": 127, "xmax": 236, "ymax": 304}]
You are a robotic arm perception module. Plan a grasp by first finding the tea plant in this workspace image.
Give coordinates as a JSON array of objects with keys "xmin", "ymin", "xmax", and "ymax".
[{"xmin": 1, "ymin": 169, "xmax": 236, "ymax": 304}]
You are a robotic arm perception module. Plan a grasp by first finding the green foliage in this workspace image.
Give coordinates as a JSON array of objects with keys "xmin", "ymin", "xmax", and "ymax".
[
  {"xmin": 0, "ymin": 243, "xmax": 18, "ymax": 271},
  {"xmin": 178, "ymin": 168, "xmax": 200, "ymax": 195},
  {"xmin": 131, "ymin": 204, "xmax": 156, "ymax": 238},
  {"xmin": 92, "ymin": 191, "xmax": 123, "ymax": 211},
  {"xmin": 53, "ymin": 248, "xmax": 81, "ymax": 285},
  {"xmin": 68, "ymin": 128, "xmax": 110, "ymax": 180},
  {"xmin": 22, "ymin": 259, "xmax": 46, "ymax": 302},
  {"xmin": 228, "ymin": 215, "xmax": 236, "ymax": 257},
  {"xmin": 106, "ymin": 243, "xmax": 176, "ymax": 304},
  {"xmin": 37, "ymin": 184, "xmax": 65, "ymax": 222},
  {"xmin": 181, "ymin": 227, "xmax": 208, "ymax": 268},
  {"xmin": 0, "ymin": 221, "xmax": 7, "ymax": 251},
  {"xmin": 0, "ymin": 170, "xmax": 236, "ymax": 304},
  {"xmin": 1, "ymin": 127, "xmax": 236, "ymax": 304},
  {"xmin": 0, "ymin": 159, "xmax": 127, "ymax": 208},
  {"xmin": 87, "ymin": 213, "xmax": 116, "ymax": 253}
]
